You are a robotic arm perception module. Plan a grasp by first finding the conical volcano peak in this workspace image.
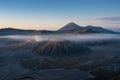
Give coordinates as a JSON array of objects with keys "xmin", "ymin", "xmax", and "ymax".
[
  {"xmin": 58, "ymin": 22, "xmax": 83, "ymax": 31},
  {"xmin": 66, "ymin": 22, "xmax": 79, "ymax": 26}
]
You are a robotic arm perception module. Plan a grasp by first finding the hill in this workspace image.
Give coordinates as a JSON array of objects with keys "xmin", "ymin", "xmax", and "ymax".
[{"xmin": 0, "ymin": 23, "xmax": 117, "ymax": 35}]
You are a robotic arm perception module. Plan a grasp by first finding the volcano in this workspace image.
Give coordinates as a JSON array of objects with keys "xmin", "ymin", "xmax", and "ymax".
[
  {"xmin": 58, "ymin": 22, "xmax": 84, "ymax": 31},
  {"xmin": 33, "ymin": 40, "xmax": 91, "ymax": 57}
]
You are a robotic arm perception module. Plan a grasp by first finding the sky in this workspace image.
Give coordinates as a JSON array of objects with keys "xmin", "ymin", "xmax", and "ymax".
[{"xmin": 0, "ymin": 0, "xmax": 120, "ymax": 30}]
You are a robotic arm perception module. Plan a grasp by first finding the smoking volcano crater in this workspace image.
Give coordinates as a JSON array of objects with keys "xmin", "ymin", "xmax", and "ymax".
[{"xmin": 33, "ymin": 40, "xmax": 92, "ymax": 57}]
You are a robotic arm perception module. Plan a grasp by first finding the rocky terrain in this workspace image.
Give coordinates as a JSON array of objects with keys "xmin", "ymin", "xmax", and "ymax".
[
  {"xmin": 0, "ymin": 34, "xmax": 120, "ymax": 80},
  {"xmin": 33, "ymin": 40, "xmax": 92, "ymax": 57},
  {"xmin": 0, "ymin": 23, "xmax": 120, "ymax": 80}
]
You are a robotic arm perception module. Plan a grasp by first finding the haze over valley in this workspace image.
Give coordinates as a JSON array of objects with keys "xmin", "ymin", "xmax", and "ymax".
[{"xmin": 0, "ymin": 23, "xmax": 120, "ymax": 80}]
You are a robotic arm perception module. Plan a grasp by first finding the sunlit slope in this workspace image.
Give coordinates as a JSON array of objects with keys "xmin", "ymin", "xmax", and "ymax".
[{"xmin": 33, "ymin": 40, "xmax": 92, "ymax": 57}]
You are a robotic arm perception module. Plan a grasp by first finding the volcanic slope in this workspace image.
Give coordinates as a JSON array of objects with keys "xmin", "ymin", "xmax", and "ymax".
[{"xmin": 33, "ymin": 40, "xmax": 92, "ymax": 57}]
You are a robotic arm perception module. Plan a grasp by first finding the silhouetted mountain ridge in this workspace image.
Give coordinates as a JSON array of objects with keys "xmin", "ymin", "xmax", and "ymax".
[
  {"xmin": 0, "ymin": 23, "xmax": 118, "ymax": 35},
  {"xmin": 85, "ymin": 25, "xmax": 115, "ymax": 33},
  {"xmin": 58, "ymin": 22, "xmax": 116, "ymax": 34},
  {"xmin": 0, "ymin": 28, "xmax": 35, "ymax": 35}
]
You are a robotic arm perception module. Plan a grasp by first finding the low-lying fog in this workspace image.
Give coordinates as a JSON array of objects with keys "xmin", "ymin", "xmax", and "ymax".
[
  {"xmin": 0, "ymin": 33, "xmax": 120, "ymax": 80},
  {"xmin": 0, "ymin": 34, "xmax": 120, "ymax": 42}
]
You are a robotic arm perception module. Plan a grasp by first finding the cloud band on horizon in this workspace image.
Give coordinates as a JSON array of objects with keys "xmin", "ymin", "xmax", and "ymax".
[{"xmin": 96, "ymin": 17, "xmax": 120, "ymax": 21}]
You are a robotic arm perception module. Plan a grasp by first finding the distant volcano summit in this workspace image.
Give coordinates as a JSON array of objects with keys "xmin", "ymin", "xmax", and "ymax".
[
  {"xmin": 58, "ymin": 22, "xmax": 84, "ymax": 31},
  {"xmin": 58, "ymin": 22, "xmax": 116, "ymax": 34},
  {"xmin": 33, "ymin": 40, "xmax": 91, "ymax": 57}
]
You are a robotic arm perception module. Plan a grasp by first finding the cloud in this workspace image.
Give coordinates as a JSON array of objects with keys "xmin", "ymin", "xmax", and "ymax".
[{"xmin": 96, "ymin": 17, "xmax": 120, "ymax": 21}]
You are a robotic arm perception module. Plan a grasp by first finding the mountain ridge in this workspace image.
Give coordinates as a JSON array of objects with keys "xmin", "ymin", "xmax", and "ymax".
[{"xmin": 0, "ymin": 22, "xmax": 118, "ymax": 35}]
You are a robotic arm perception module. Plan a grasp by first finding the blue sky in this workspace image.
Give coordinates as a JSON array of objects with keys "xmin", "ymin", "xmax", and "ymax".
[{"xmin": 0, "ymin": 0, "xmax": 120, "ymax": 30}]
